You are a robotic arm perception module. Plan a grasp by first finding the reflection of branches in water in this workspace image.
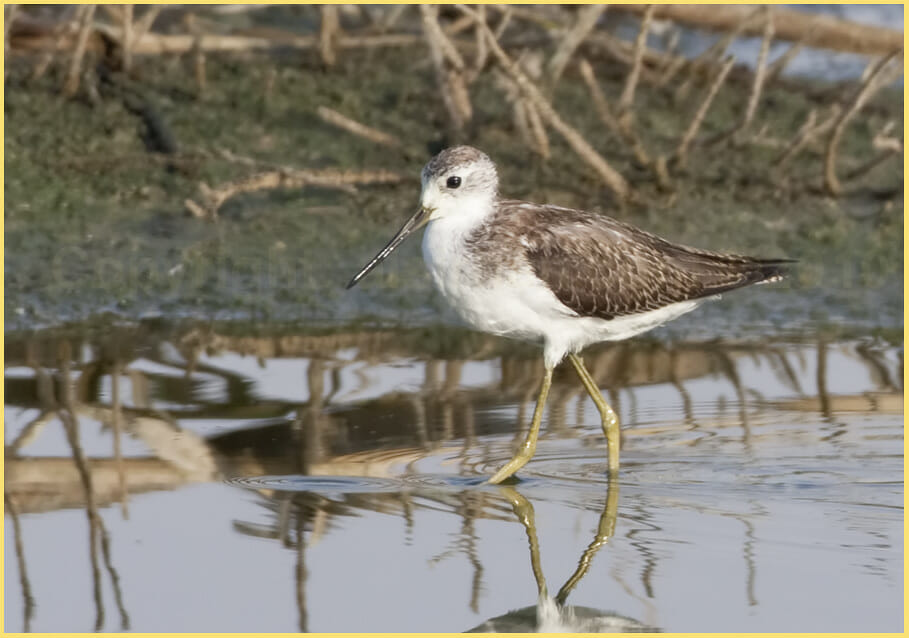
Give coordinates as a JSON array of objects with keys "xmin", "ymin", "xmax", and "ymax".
[
  {"xmin": 6, "ymin": 330, "xmax": 902, "ymax": 514},
  {"xmin": 854, "ymin": 342, "xmax": 898, "ymax": 392},
  {"xmin": 766, "ymin": 346, "xmax": 804, "ymax": 395},
  {"xmin": 669, "ymin": 349, "xmax": 695, "ymax": 426},
  {"xmin": 57, "ymin": 343, "xmax": 130, "ymax": 631},
  {"xmin": 740, "ymin": 506, "xmax": 761, "ymax": 607},
  {"xmin": 712, "ymin": 348, "xmax": 751, "ymax": 450},
  {"xmin": 296, "ymin": 513, "xmax": 308, "ymax": 633},
  {"xmin": 428, "ymin": 491, "xmax": 486, "ymax": 613},
  {"xmin": 111, "ymin": 360, "xmax": 129, "ymax": 518},
  {"xmin": 624, "ymin": 503, "xmax": 661, "ymax": 600},
  {"xmin": 57, "ymin": 349, "xmax": 105, "ymax": 630},
  {"xmin": 5, "ymin": 494, "xmax": 36, "ymax": 632}
]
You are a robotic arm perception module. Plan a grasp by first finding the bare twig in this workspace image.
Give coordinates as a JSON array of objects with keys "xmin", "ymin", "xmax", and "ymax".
[
  {"xmin": 578, "ymin": 59, "xmax": 620, "ymax": 134},
  {"xmin": 525, "ymin": 103, "xmax": 550, "ymax": 159},
  {"xmin": 444, "ymin": 14, "xmax": 476, "ymax": 37},
  {"xmin": 470, "ymin": 4, "xmax": 487, "ymax": 81},
  {"xmin": 843, "ymin": 147, "xmax": 900, "ymax": 183},
  {"xmin": 111, "ymin": 361, "xmax": 129, "ymax": 518},
  {"xmin": 319, "ymin": 4, "xmax": 339, "ymax": 66},
  {"xmin": 547, "ymin": 4, "xmax": 606, "ymax": 86},
  {"xmin": 657, "ymin": 48, "xmax": 688, "ymax": 88},
  {"xmin": 133, "ymin": 5, "xmax": 161, "ymax": 43},
  {"xmin": 458, "ymin": 5, "xmax": 631, "ymax": 201},
  {"xmin": 672, "ymin": 55, "xmax": 736, "ymax": 166},
  {"xmin": 774, "ymin": 105, "xmax": 840, "ymax": 171},
  {"xmin": 380, "ymin": 5, "xmax": 408, "ymax": 32},
  {"xmin": 496, "ymin": 52, "xmax": 550, "ymax": 157},
  {"xmin": 419, "ymin": 5, "xmax": 465, "ymax": 71},
  {"xmin": 766, "ymin": 41, "xmax": 804, "ymax": 84},
  {"xmin": 420, "ymin": 5, "xmax": 471, "ymax": 135},
  {"xmin": 613, "ymin": 4, "xmax": 903, "ymax": 55},
  {"xmin": 4, "ymin": 4, "xmax": 18, "ymax": 41},
  {"xmin": 495, "ymin": 64, "xmax": 549, "ymax": 158},
  {"xmin": 187, "ymin": 16, "xmax": 206, "ymax": 94},
  {"xmin": 5, "ymin": 495, "xmax": 35, "ymax": 633},
  {"xmin": 579, "ymin": 58, "xmax": 651, "ymax": 167},
  {"xmin": 316, "ymin": 106, "xmax": 404, "ymax": 150},
  {"xmin": 675, "ymin": 6, "xmax": 761, "ymax": 102},
  {"xmin": 93, "ymin": 24, "xmax": 422, "ymax": 55},
  {"xmin": 121, "ymin": 4, "xmax": 133, "ymax": 72},
  {"xmin": 618, "ymin": 5, "xmax": 654, "ymax": 113},
  {"xmin": 494, "ymin": 6, "xmax": 513, "ymax": 39},
  {"xmin": 824, "ymin": 52, "xmax": 902, "ymax": 196},
  {"xmin": 738, "ymin": 9, "xmax": 775, "ymax": 136},
  {"xmin": 188, "ymin": 168, "xmax": 406, "ymax": 219},
  {"xmin": 62, "ymin": 4, "xmax": 96, "ymax": 97},
  {"xmin": 57, "ymin": 343, "xmax": 105, "ymax": 630},
  {"xmin": 6, "ymin": 4, "xmax": 20, "ymax": 76}
]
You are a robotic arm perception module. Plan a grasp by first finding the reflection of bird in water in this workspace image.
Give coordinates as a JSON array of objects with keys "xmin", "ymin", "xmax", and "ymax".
[
  {"xmin": 466, "ymin": 484, "xmax": 658, "ymax": 633},
  {"xmin": 466, "ymin": 600, "xmax": 655, "ymax": 633},
  {"xmin": 348, "ymin": 146, "xmax": 792, "ymax": 482}
]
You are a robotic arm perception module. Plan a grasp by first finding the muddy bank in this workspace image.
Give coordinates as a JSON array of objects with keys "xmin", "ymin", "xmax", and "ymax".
[{"xmin": 4, "ymin": 43, "xmax": 903, "ymax": 336}]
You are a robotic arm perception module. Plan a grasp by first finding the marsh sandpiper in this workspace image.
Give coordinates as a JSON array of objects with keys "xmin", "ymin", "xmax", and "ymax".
[{"xmin": 347, "ymin": 146, "xmax": 791, "ymax": 483}]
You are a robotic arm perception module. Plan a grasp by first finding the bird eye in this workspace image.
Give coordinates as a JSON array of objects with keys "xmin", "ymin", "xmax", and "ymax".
[{"xmin": 446, "ymin": 176, "xmax": 462, "ymax": 189}]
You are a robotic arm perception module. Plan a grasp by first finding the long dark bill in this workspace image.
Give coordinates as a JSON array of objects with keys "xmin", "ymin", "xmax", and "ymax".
[{"xmin": 346, "ymin": 206, "xmax": 432, "ymax": 289}]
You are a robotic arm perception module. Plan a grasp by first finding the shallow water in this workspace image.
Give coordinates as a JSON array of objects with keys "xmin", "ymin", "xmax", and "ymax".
[{"xmin": 3, "ymin": 327, "xmax": 902, "ymax": 632}]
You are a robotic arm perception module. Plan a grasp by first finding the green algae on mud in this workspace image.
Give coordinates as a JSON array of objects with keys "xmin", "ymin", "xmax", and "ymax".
[{"xmin": 4, "ymin": 46, "xmax": 903, "ymax": 336}]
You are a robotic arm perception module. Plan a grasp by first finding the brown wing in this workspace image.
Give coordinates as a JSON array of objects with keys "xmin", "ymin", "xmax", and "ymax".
[{"xmin": 516, "ymin": 203, "xmax": 791, "ymax": 321}]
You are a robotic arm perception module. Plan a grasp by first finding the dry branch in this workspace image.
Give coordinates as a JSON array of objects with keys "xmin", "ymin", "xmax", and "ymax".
[
  {"xmin": 738, "ymin": 9, "xmax": 774, "ymax": 135},
  {"xmin": 62, "ymin": 4, "xmax": 96, "ymax": 97},
  {"xmin": 319, "ymin": 5, "xmax": 339, "ymax": 67},
  {"xmin": 110, "ymin": 361, "xmax": 128, "ymax": 518},
  {"xmin": 134, "ymin": 6, "xmax": 161, "ymax": 40},
  {"xmin": 470, "ymin": 4, "xmax": 488, "ymax": 81},
  {"xmin": 92, "ymin": 22, "xmax": 423, "ymax": 55},
  {"xmin": 458, "ymin": 5, "xmax": 631, "ymax": 201},
  {"xmin": 5, "ymin": 494, "xmax": 35, "ymax": 632},
  {"xmin": 824, "ymin": 53, "xmax": 903, "ymax": 196},
  {"xmin": 547, "ymin": 4, "xmax": 606, "ymax": 86},
  {"xmin": 674, "ymin": 6, "xmax": 761, "ymax": 102},
  {"xmin": 419, "ymin": 4, "xmax": 465, "ymax": 71},
  {"xmin": 494, "ymin": 6, "xmax": 513, "ymax": 39},
  {"xmin": 672, "ymin": 55, "xmax": 736, "ymax": 166},
  {"xmin": 774, "ymin": 106, "xmax": 840, "ymax": 171},
  {"xmin": 4, "ymin": 4, "xmax": 18, "ymax": 78},
  {"xmin": 317, "ymin": 106, "xmax": 404, "ymax": 151},
  {"xmin": 120, "ymin": 4, "xmax": 133, "ymax": 72},
  {"xmin": 579, "ymin": 58, "xmax": 651, "ymax": 168},
  {"xmin": 421, "ymin": 5, "xmax": 471, "ymax": 135},
  {"xmin": 765, "ymin": 41, "xmax": 804, "ymax": 84},
  {"xmin": 187, "ymin": 168, "xmax": 406, "ymax": 219},
  {"xmin": 618, "ymin": 5, "xmax": 654, "ymax": 113},
  {"xmin": 525, "ymin": 102, "xmax": 550, "ymax": 159},
  {"xmin": 840, "ymin": 119, "xmax": 902, "ymax": 183},
  {"xmin": 613, "ymin": 4, "xmax": 902, "ymax": 56}
]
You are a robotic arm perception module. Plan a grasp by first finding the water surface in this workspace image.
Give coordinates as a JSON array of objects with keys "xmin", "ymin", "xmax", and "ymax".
[{"xmin": 4, "ymin": 326, "xmax": 902, "ymax": 632}]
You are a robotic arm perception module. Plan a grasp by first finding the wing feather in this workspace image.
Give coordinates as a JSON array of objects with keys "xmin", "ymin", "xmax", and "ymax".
[{"xmin": 500, "ymin": 202, "xmax": 791, "ymax": 321}]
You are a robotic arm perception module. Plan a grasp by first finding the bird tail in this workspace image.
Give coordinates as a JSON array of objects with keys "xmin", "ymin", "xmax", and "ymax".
[{"xmin": 749, "ymin": 258, "xmax": 796, "ymax": 285}]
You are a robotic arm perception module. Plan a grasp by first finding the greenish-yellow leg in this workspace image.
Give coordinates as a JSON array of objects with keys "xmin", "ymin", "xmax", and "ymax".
[
  {"xmin": 568, "ymin": 353, "xmax": 620, "ymax": 474},
  {"xmin": 487, "ymin": 366, "xmax": 553, "ymax": 484}
]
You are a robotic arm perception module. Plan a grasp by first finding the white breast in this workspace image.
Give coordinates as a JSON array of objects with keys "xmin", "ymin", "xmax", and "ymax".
[{"xmin": 421, "ymin": 217, "xmax": 573, "ymax": 341}]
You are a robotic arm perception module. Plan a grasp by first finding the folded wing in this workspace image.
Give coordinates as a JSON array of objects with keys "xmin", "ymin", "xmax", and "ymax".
[{"xmin": 519, "ymin": 204, "xmax": 792, "ymax": 321}]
